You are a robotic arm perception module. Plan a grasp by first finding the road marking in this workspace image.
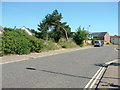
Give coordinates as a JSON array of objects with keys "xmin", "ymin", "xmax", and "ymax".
[
  {"xmin": 84, "ymin": 67, "xmax": 103, "ymax": 88},
  {"xmin": 89, "ymin": 67, "xmax": 106, "ymax": 88},
  {"xmin": 1, "ymin": 47, "xmax": 92, "ymax": 64},
  {"xmin": 84, "ymin": 59, "xmax": 119, "ymax": 88}
]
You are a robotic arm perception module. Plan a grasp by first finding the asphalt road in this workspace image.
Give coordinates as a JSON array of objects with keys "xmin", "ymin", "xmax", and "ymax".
[{"xmin": 2, "ymin": 45, "xmax": 118, "ymax": 88}]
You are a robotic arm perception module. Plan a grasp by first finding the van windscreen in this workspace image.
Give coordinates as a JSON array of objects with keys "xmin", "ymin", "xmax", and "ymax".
[{"xmin": 94, "ymin": 41, "xmax": 99, "ymax": 43}]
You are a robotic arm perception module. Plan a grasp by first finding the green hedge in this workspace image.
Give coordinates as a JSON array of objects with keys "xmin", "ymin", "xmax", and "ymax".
[
  {"xmin": 29, "ymin": 37, "xmax": 43, "ymax": 53},
  {"xmin": 2, "ymin": 28, "xmax": 43, "ymax": 55}
]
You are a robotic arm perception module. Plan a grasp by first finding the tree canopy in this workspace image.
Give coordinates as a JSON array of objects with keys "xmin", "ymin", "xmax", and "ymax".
[
  {"xmin": 73, "ymin": 26, "xmax": 89, "ymax": 45},
  {"xmin": 38, "ymin": 10, "xmax": 71, "ymax": 42}
]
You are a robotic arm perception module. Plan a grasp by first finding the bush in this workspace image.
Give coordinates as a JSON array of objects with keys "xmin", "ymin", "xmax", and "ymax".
[
  {"xmin": 86, "ymin": 43, "xmax": 92, "ymax": 46},
  {"xmin": 0, "ymin": 34, "xmax": 2, "ymax": 56},
  {"xmin": 73, "ymin": 27, "xmax": 89, "ymax": 45},
  {"xmin": 116, "ymin": 46, "xmax": 120, "ymax": 50},
  {"xmin": 91, "ymin": 39, "xmax": 95, "ymax": 45},
  {"xmin": 29, "ymin": 37, "xmax": 43, "ymax": 53},
  {"xmin": 79, "ymin": 43, "xmax": 84, "ymax": 47},
  {"xmin": 2, "ymin": 28, "xmax": 43, "ymax": 55},
  {"xmin": 106, "ymin": 42, "xmax": 110, "ymax": 45},
  {"xmin": 2, "ymin": 28, "xmax": 32, "ymax": 55},
  {"xmin": 58, "ymin": 38, "xmax": 79, "ymax": 48},
  {"xmin": 41, "ymin": 40, "xmax": 60, "ymax": 51}
]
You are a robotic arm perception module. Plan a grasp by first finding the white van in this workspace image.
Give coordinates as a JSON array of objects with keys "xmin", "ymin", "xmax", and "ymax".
[{"xmin": 94, "ymin": 40, "xmax": 103, "ymax": 47}]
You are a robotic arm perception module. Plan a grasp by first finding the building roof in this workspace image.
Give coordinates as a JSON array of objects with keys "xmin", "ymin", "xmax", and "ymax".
[
  {"xmin": 21, "ymin": 26, "xmax": 32, "ymax": 36},
  {"xmin": 91, "ymin": 32, "xmax": 107, "ymax": 37},
  {"xmin": 110, "ymin": 36, "xmax": 120, "ymax": 38},
  {"xmin": 0, "ymin": 26, "xmax": 3, "ymax": 34},
  {"xmin": 0, "ymin": 26, "xmax": 3, "ymax": 31}
]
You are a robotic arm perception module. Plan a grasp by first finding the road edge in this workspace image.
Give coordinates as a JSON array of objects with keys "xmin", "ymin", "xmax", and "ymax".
[{"xmin": 84, "ymin": 59, "xmax": 118, "ymax": 89}]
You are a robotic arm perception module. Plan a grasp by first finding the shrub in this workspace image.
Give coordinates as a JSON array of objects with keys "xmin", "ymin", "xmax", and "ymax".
[
  {"xmin": 41, "ymin": 40, "xmax": 60, "ymax": 51},
  {"xmin": 2, "ymin": 27, "xmax": 43, "ymax": 55},
  {"xmin": 73, "ymin": 27, "xmax": 89, "ymax": 45},
  {"xmin": 79, "ymin": 43, "xmax": 84, "ymax": 47},
  {"xmin": 58, "ymin": 38, "xmax": 79, "ymax": 48},
  {"xmin": 106, "ymin": 42, "xmax": 110, "ymax": 45},
  {"xmin": 116, "ymin": 46, "xmax": 120, "ymax": 50},
  {"xmin": 0, "ymin": 34, "xmax": 2, "ymax": 56},
  {"xmin": 2, "ymin": 28, "xmax": 32, "ymax": 55},
  {"xmin": 29, "ymin": 37, "xmax": 43, "ymax": 53},
  {"xmin": 86, "ymin": 43, "xmax": 92, "ymax": 46}
]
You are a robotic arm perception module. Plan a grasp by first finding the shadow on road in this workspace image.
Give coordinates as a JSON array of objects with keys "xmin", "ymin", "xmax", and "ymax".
[
  {"xmin": 108, "ymin": 83, "xmax": 120, "ymax": 88},
  {"xmin": 94, "ymin": 62, "xmax": 120, "ymax": 67},
  {"xmin": 41, "ymin": 70, "xmax": 92, "ymax": 79},
  {"xmin": 26, "ymin": 67, "xmax": 36, "ymax": 70},
  {"xmin": 109, "ymin": 62, "xmax": 120, "ymax": 66},
  {"xmin": 94, "ymin": 63, "xmax": 105, "ymax": 67},
  {"xmin": 25, "ymin": 67, "xmax": 92, "ymax": 79},
  {"xmin": 103, "ymin": 77, "xmax": 120, "ymax": 80},
  {"xmin": 100, "ymin": 82, "xmax": 120, "ymax": 88}
]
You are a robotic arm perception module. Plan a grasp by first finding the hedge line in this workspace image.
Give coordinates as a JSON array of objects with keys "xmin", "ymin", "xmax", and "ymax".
[
  {"xmin": 1, "ymin": 28, "xmax": 79, "ymax": 56},
  {"xmin": 2, "ymin": 28, "xmax": 43, "ymax": 55}
]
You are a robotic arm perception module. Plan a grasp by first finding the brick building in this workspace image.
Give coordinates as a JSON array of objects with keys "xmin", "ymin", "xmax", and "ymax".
[{"xmin": 90, "ymin": 32, "xmax": 110, "ymax": 43}]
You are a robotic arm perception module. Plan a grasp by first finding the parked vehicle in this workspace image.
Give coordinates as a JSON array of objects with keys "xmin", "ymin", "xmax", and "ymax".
[{"xmin": 94, "ymin": 40, "xmax": 103, "ymax": 47}]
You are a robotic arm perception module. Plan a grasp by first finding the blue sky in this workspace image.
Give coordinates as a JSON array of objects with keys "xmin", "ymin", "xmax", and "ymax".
[{"xmin": 2, "ymin": 2, "xmax": 118, "ymax": 36}]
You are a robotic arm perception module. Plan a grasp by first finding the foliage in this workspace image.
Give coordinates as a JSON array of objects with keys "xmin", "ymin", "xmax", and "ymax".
[
  {"xmin": 86, "ymin": 42, "xmax": 92, "ymax": 46},
  {"xmin": 0, "ymin": 34, "xmax": 2, "ymax": 56},
  {"xmin": 2, "ymin": 27, "xmax": 43, "ymax": 55},
  {"xmin": 41, "ymin": 40, "xmax": 60, "ymax": 51},
  {"xmin": 106, "ymin": 42, "xmax": 110, "ymax": 45},
  {"xmin": 30, "ymin": 29, "xmax": 40, "ymax": 38},
  {"xmin": 38, "ymin": 10, "xmax": 71, "ymax": 42},
  {"xmin": 29, "ymin": 37, "xmax": 43, "ymax": 53},
  {"xmin": 79, "ymin": 43, "xmax": 84, "ymax": 47},
  {"xmin": 101, "ymin": 40, "xmax": 104, "ymax": 45},
  {"xmin": 73, "ymin": 27, "xmax": 89, "ymax": 45},
  {"xmin": 2, "ymin": 28, "xmax": 31, "ymax": 55},
  {"xmin": 58, "ymin": 38, "xmax": 78, "ymax": 48},
  {"xmin": 116, "ymin": 46, "xmax": 120, "ymax": 50}
]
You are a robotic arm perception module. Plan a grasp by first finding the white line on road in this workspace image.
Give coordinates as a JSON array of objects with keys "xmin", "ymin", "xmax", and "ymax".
[
  {"xmin": 106, "ymin": 59, "xmax": 118, "ymax": 65},
  {"xmin": 84, "ymin": 59, "xmax": 119, "ymax": 89},
  {"xmin": 89, "ymin": 67, "xmax": 106, "ymax": 88},
  {"xmin": 84, "ymin": 67, "xmax": 103, "ymax": 88}
]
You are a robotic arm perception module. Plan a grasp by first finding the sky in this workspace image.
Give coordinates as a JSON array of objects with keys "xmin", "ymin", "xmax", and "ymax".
[{"xmin": 2, "ymin": 2, "xmax": 118, "ymax": 36}]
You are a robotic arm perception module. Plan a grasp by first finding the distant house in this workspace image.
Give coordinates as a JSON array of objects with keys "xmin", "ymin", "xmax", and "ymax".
[
  {"xmin": 21, "ymin": 26, "xmax": 32, "ymax": 36},
  {"xmin": 0, "ymin": 26, "xmax": 3, "ymax": 34},
  {"xmin": 90, "ymin": 32, "xmax": 110, "ymax": 43},
  {"xmin": 87, "ymin": 34, "xmax": 93, "ymax": 39},
  {"xmin": 110, "ymin": 36, "xmax": 120, "ymax": 44}
]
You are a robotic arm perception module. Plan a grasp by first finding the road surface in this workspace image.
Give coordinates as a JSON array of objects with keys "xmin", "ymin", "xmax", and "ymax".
[{"xmin": 2, "ymin": 45, "xmax": 118, "ymax": 88}]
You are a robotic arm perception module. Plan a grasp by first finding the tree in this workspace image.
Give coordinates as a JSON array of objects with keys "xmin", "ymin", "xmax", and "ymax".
[
  {"xmin": 37, "ymin": 10, "xmax": 71, "ymax": 42},
  {"xmin": 30, "ymin": 29, "xmax": 40, "ymax": 38},
  {"xmin": 73, "ymin": 26, "xmax": 89, "ymax": 45}
]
